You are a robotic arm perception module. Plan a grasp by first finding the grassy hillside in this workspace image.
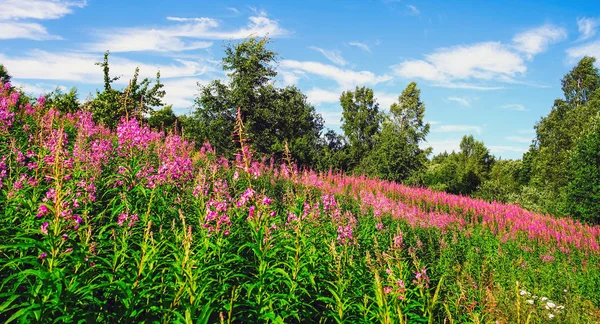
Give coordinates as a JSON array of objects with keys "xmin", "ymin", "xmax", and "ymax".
[{"xmin": 1, "ymin": 82, "xmax": 599, "ymax": 323}]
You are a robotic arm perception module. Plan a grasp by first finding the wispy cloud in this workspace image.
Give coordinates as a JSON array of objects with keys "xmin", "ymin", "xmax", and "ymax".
[
  {"xmin": 162, "ymin": 78, "xmax": 211, "ymax": 113},
  {"xmin": 305, "ymin": 88, "xmax": 340, "ymax": 105},
  {"xmin": 505, "ymin": 135, "xmax": 532, "ymax": 144},
  {"xmin": 392, "ymin": 42, "xmax": 525, "ymax": 88},
  {"xmin": 0, "ymin": 0, "xmax": 86, "ymax": 40},
  {"xmin": 502, "ymin": 103, "xmax": 527, "ymax": 111},
  {"xmin": 518, "ymin": 129, "xmax": 535, "ymax": 134},
  {"xmin": 392, "ymin": 24, "xmax": 566, "ymax": 89},
  {"xmin": 512, "ymin": 24, "xmax": 567, "ymax": 59},
  {"xmin": 406, "ymin": 5, "xmax": 420, "ymax": 16},
  {"xmin": 566, "ymin": 40, "xmax": 600, "ymax": 62},
  {"xmin": 280, "ymin": 60, "xmax": 392, "ymax": 89},
  {"xmin": 0, "ymin": 50, "xmax": 214, "ymax": 83},
  {"xmin": 318, "ymin": 110, "xmax": 344, "ymax": 126},
  {"xmin": 433, "ymin": 124, "xmax": 483, "ymax": 134},
  {"xmin": 348, "ymin": 41, "xmax": 371, "ymax": 53},
  {"xmin": 88, "ymin": 13, "xmax": 289, "ymax": 52},
  {"xmin": 0, "ymin": 22, "xmax": 62, "ymax": 40},
  {"xmin": 577, "ymin": 17, "xmax": 600, "ymax": 41},
  {"xmin": 309, "ymin": 47, "xmax": 347, "ymax": 66},
  {"xmin": 488, "ymin": 145, "xmax": 527, "ymax": 154},
  {"xmin": 12, "ymin": 81, "xmax": 67, "ymax": 96},
  {"xmin": 226, "ymin": 7, "xmax": 240, "ymax": 15},
  {"xmin": 447, "ymin": 96, "xmax": 471, "ymax": 107},
  {"xmin": 0, "ymin": 0, "xmax": 86, "ymax": 20},
  {"xmin": 424, "ymin": 138, "xmax": 461, "ymax": 154}
]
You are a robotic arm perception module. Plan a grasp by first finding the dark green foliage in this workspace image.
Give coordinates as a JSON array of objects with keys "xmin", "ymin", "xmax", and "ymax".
[
  {"xmin": 566, "ymin": 117, "xmax": 600, "ymax": 224},
  {"xmin": 45, "ymin": 87, "xmax": 80, "ymax": 113},
  {"xmin": 368, "ymin": 82, "xmax": 431, "ymax": 182},
  {"xmin": 424, "ymin": 135, "xmax": 493, "ymax": 195},
  {"xmin": 189, "ymin": 37, "xmax": 324, "ymax": 165},
  {"xmin": 87, "ymin": 51, "xmax": 165, "ymax": 128},
  {"xmin": 315, "ymin": 130, "xmax": 350, "ymax": 172},
  {"xmin": 340, "ymin": 86, "xmax": 382, "ymax": 170},
  {"xmin": 0, "ymin": 64, "xmax": 11, "ymax": 84},
  {"xmin": 148, "ymin": 105, "xmax": 178, "ymax": 132},
  {"xmin": 527, "ymin": 56, "xmax": 600, "ymax": 214},
  {"xmin": 475, "ymin": 159, "xmax": 524, "ymax": 203}
]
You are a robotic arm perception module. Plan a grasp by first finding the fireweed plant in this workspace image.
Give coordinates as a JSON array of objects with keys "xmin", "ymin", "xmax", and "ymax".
[{"xmin": 0, "ymin": 82, "xmax": 599, "ymax": 323}]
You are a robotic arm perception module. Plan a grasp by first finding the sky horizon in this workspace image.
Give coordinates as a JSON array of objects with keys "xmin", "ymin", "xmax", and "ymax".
[{"xmin": 2, "ymin": 0, "xmax": 600, "ymax": 159}]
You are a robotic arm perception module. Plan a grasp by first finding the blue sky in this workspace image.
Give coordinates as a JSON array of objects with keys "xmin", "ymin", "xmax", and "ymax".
[{"xmin": 2, "ymin": 0, "xmax": 600, "ymax": 159}]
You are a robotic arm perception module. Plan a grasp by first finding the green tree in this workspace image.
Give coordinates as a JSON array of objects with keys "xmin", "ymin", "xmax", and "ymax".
[
  {"xmin": 87, "ymin": 51, "xmax": 165, "ymax": 128},
  {"xmin": 0, "ymin": 64, "xmax": 10, "ymax": 84},
  {"xmin": 527, "ymin": 56, "xmax": 600, "ymax": 213},
  {"xmin": 423, "ymin": 135, "xmax": 493, "ymax": 195},
  {"xmin": 148, "ymin": 105, "xmax": 178, "ymax": 133},
  {"xmin": 190, "ymin": 37, "xmax": 324, "ymax": 165},
  {"xmin": 369, "ymin": 82, "xmax": 431, "ymax": 182},
  {"xmin": 45, "ymin": 87, "xmax": 80, "ymax": 113},
  {"xmin": 315, "ymin": 129, "xmax": 350, "ymax": 172},
  {"xmin": 475, "ymin": 159, "xmax": 523, "ymax": 203},
  {"xmin": 565, "ymin": 116, "xmax": 600, "ymax": 224},
  {"xmin": 340, "ymin": 86, "xmax": 382, "ymax": 170}
]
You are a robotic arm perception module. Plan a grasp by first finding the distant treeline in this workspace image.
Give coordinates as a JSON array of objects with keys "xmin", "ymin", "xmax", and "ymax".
[{"xmin": 2, "ymin": 37, "xmax": 599, "ymax": 223}]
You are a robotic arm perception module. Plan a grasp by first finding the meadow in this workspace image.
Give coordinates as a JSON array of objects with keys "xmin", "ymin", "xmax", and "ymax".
[{"xmin": 1, "ymin": 81, "xmax": 599, "ymax": 323}]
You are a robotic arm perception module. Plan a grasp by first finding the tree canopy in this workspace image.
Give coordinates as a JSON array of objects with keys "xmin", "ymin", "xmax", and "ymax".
[{"xmin": 188, "ymin": 37, "xmax": 324, "ymax": 165}]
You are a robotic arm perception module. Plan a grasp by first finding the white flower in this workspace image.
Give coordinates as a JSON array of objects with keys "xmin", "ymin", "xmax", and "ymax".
[
  {"xmin": 557, "ymin": 305, "xmax": 565, "ymax": 310},
  {"xmin": 520, "ymin": 290, "xmax": 528, "ymax": 296},
  {"xmin": 541, "ymin": 297, "xmax": 548, "ymax": 301},
  {"xmin": 526, "ymin": 300, "xmax": 534, "ymax": 304},
  {"xmin": 546, "ymin": 302, "xmax": 556, "ymax": 308},
  {"xmin": 548, "ymin": 313, "xmax": 555, "ymax": 319},
  {"xmin": 533, "ymin": 295, "xmax": 538, "ymax": 299}
]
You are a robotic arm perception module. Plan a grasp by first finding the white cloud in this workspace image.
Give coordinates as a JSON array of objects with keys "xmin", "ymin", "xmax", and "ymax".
[
  {"xmin": 505, "ymin": 135, "xmax": 532, "ymax": 144},
  {"xmin": 226, "ymin": 7, "xmax": 240, "ymax": 15},
  {"xmin": 0, "ymin": 50, "xmax": 214, "ymax": 83},
  {"xmin": 392, "ymin": 42, "xmax": 525, "ymax": 87},
  {"xmin": 304, "ymin": 88, "xmax": 396, "ymax": 112},
  {"xmin": 348, "ymin": 41, "xmax": 371, "ymax": 53},
  {"xmin": 406, "ymin": 5, "xmax": 420, "ymax": 16},
  {"xmin": 7, "ymin": 50, "xmax": 216, "ymax": 113},
  {"xmin": 0, "ymin": 0, "xmax": 86, "ymax": 40},
  {"xmin": 518, "ymin": 129, "xmax": 535, "ymax": 134},
  {"xmin": 0, "ymin": 21, "xmax": 61, "ymax": 40},
  {"xmin": 306, "ymin": 88, "xmax": 339, "ymax": 105},
  {"xmin": 375, "ymin": 92, "xmax": 397, "ymax": 110},
  {"xmin": 577, "ymin": 17, "xmax": 600, "ymax": 41},
  {"xmin": 433, "ymin": 124, "xmax": 482, "ymax": 134},
  {"xmin": 0, "ymin": 0, "xmax": 85, "ymax": 20},
  {"xmin": 512, "ymin": 24, "xmax": 567, "ymax": 58},
  {"xmin": 566, "ymin": 40, "xmax": 600, "ymax": 61},
  {"xmin": 319, "ymin": 110, "xmax": 343, "ymax": 126},
  {"xmin": 279, "ymin": 70, "xmax": 301, "ymax": 86},
  {"xmin": 502, "ymin": 103, "xmax": 527, "ymax": 111},
  {"xmin": 488, "ymin": 145, "xmax": 527, "ymax": 154},
  {"xmin": 309, "ymin": 47, "xmax": 347, "ymax": 66},
  {"xmin": 424, "ymin": 138, "xmax": 461, "ymax": 154},
  {"xmin": 89, "ymin": 14, "xmax": 289, "ymax": 52},
  {"xmin": 162, "ymin": 78, "xmax": 212, "ymax": 113},
  {"xmin": 435, "ymin": 82, "xmax": 504, "ymax": 90},
  {"xmin": 280, "ymin": 60, "xmax": 392, "ymax": 89},
  {"xmin": 393, "ymin": 25, "xmax": 565, "ymax": 88},
  {"xmin": 165, "ymin": 17, "xmax": 217, "ymax": 23},
  {"xmin": 12, "ymin": 81, "xmax": 67, "ymax": 96},
  {"xmin": 447, "ymin": 96, "xmax": 471, "ymax": 107},
  {"xmin": 92, "ymin": 28, "xmax": 214, "ymax": 52}
]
